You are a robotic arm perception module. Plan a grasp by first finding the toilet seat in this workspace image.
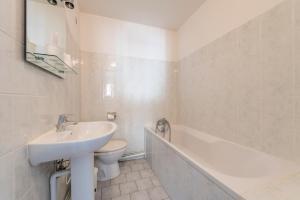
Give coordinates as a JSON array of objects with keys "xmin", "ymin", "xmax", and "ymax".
[{"xmin": 95, "ymin": 139, "xmax": 127, "ymax": 153}]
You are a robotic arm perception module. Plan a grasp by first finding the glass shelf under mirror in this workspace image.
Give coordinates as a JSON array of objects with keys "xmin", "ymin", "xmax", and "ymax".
[{"xmin": 26, "ymin": 52, "xmax": 78, "ymax": 78}]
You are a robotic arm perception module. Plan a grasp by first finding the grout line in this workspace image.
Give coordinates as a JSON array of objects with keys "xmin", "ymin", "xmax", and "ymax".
[
  {"xmin": 291, "ymin": 0, "xmax": 297, "ymax": 123},
  {"xmin": 0, "ymin": 143, "xmax": 27, "ymax": 160},
  {"xmin": 257, "ymin": 4, "xmax": 264, "ymax": 147},
  {"xmin": 80, "ymin": 50, "xmax": 176, "ymax": 64},
  {"xmin": 19, "ymin": 184, "xmax": 35, "ymax": 200},
  {"xmin": 0, "ymin": 28, "xmax": 25, "ymax": 47},
  {"xmin": 0, "ymin": 92, "xmax": 45, "ymax": 98}
]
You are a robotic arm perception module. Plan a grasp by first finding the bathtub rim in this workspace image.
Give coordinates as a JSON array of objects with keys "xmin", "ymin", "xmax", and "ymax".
[{"xmin": 145, "ymin": 125, "xmax": 300, "ymax": 200}]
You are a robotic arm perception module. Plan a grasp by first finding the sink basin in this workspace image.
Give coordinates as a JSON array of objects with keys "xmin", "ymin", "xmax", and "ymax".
[
  {"xmin": 28, "ymin": 121, "xmax": 117, "ymax": 200},
  {"xmin": 28, "ymin": 121, "xmax": 117, "ymax": 165}
]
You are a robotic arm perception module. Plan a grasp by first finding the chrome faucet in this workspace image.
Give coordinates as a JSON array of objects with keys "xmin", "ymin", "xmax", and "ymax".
[
  {"xmin": 56, "ymin": 114, "xmax": 77, "ymax": 132},
  {"xmin": 155, "ymin": 118, "xmax": 171, "ymax": 142}
]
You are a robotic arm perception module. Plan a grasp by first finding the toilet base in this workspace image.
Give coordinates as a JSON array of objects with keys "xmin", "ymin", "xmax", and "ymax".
[{"xmin": 96, "ymin": 159, "xmax": 120, "ymax": 181}]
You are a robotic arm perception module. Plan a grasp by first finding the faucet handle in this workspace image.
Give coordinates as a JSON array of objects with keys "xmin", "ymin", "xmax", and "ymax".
[
  {"xmin": 58, "ymin": 114, "xmax": 67, "ymax": 121},
  {"xmin": 57, "ymin": 114, "xmax": 67, "ymax": 130},
  {"xmin": 57, "ymin": 114, "xmax": 74, "ymax": 123},
  {"xmin": 65, "ymin": 114, "xmax": 76, "ymax": 123}
]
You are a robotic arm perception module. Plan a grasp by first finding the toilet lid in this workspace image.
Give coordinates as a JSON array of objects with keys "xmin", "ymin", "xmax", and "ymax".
[{"xmin": 96, "ymin": 139, "xmax": 128, "ymax": 153}]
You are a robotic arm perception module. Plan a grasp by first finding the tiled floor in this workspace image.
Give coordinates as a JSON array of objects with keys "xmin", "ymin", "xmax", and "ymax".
[{"xmin": 96, "ymin": 159, "xmax": 170, "ymax": 200}]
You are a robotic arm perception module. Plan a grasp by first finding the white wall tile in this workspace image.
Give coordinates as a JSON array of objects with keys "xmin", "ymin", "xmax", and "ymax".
[
  {"xmin": 0, "ymin": 1, "xmax": 81, "ymax": 200},
  {"xmin": 80, "ymin": 52, "xmax": 177, "ymax": 153},
  {"xmin": 0, "ymin": 95, "xmax": 14, "ymax": 156},
  {"xmin": 13, "ymin": 147, "xmax": 33, "ymax": 200},
  {"xmin": 0, "ymin": 152, "xmax": 14, "ymax": 200},
  {"xmin": 0, "ymin": 0, "xmax": 24, "ymax": 44},
  {"xmin": 177, "ymin": 0, "xmax": 300, "ymax": 163}
]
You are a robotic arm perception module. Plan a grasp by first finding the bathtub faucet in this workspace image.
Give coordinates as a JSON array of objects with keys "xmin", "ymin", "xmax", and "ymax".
[{"xmin": 155, "ymin": 118, "xmax": 171, "ymax": 142}]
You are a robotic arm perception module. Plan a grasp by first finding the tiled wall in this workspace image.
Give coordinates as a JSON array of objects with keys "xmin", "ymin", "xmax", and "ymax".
[
  {"xmin": 79, "ymin": 13, "xmax": 178, "ymax": 62},
  {"xmin": 80, "ymin": 51, "xmax": 177, "ymax": 153},
  {"xmin": 0, "ymin": 1, "xmax": 81, "ymax": 200},
  {"xmin": 177, "ymin": 0, "xmax": 300, "ymax": 163},
  {"xmin": 145, "ymin": 129, "xmax": 239, "ymax": 200},
  {"xmin": 177, "ymin": 0, "xmax": 286, "ymax": 59}
]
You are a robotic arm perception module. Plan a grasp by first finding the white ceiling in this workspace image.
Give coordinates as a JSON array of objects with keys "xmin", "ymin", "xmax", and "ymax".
[{"xmin": 78, "ymin": 0, "xmax": 206, "ymax": 30}]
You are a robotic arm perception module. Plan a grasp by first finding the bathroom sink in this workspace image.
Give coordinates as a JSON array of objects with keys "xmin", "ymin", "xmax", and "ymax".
[
  {"xmin": 28, "ymin": 121, "xmax": 117, "ymax": 200},
  {"xmin": 28, "ymin": 121, "xmax": 117, "ymax": 165}
]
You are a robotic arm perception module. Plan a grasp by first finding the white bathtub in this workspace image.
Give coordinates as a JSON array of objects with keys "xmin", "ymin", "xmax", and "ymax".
[{"xmin": 145, "ymin": 125, "xmax": 300, "ymax": 199}]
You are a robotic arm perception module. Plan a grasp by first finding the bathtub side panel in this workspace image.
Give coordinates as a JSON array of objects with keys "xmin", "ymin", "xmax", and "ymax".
[
  {"xmin": 145, "ymin": 127, "xmax": 153, "ymax": 166},
  {"xmin": 145, "ymin": 128, "xmax": 238, "ymax": 200}
]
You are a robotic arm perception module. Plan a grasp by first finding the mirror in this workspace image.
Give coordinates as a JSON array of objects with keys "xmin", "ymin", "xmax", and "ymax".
[{"xmin": 25, "ymin": 0, "xmax": 80, "ymax": 78}]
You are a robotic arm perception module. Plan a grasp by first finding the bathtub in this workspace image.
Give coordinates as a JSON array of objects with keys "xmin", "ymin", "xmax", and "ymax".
[{"xmin": 145, "ymin": 125, "xmax": 300, "ymax": 200}]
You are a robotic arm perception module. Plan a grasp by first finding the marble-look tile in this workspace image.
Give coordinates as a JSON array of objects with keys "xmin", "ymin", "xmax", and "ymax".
[
  {"xmin": 0, "ymin": 95, "xmax": 15, "ymax": 156},
  {"xmin": 205, "ymin": 31, "xmax": 238, "ymax": 132},
  {"xmin": 22, "ymin": 190, "xmax": 39, "ymax": 200},
  {"xmin": 134, "ymin": 159, "xmax": 147, "ymax": 165},
  {"xmin": 260, "ymin": 0, "xmax": 293, "ymax": 117},
  {"xmin": 12, "ymin": 96, "xmax": 37, "ymax": 145},
  {"xmin": 80, "ymin": 52, "xmax": 178, "ymax": 153},
  {"xmin": 0, "ymin": 32, "xmax": 39, "ymax": 96},
  {"xmin": 29, "ymin": 163, "xmax": 54, "ymax": 200},
  {"xmin": 260, "ymin": 0, "xmax": 295, "ymax": 158},
  {"xmin": 148, "ymin": 187, "xmax": 168, "ymax": 200},
  {"xmin": 102, "ymin": 185, "xmax": 121, "ymax": 199},
  {"xmin": 178, "ymin": 31, "xmax": 240, "ymax": 142},
  {"xmin": 0, "ymin": 1, "xmax": 81, "ymax": 200},
  {"xmin": 143, "ymin": 163, "xmax": 151, "ymax": 170},
  {"xmin": 111, "ymin": 174, "xmax": 127, "ymax": 185},
  {"xmin": 13, "ymin": 147, "xmax": 33, "ymax": 200},
  {"xmin": 112, "ymin": 194, "xmax": 130, "ymax": 200},
  {"xmin": 295, "ymin": 0, "xmax": 300, "ymax": 90},
  {"xmin": 96, "ymin": 159, "xmax": 169, "ymax": 200},
  {"xmin": 136, "ymin": 178, "xmax": 153, "ymax": 190},
  {"xmin": 151, "ymin": 177, "xmax": 161, "ymax": 187},
  {"xmin": 235, "ymin": 18, "xmax": 263, "ymax": 149},
  {"xmin": 293, "ymin": 0, "xmax": 300, "ymax": 163},
  {"xmin": 131, "ymin": 190, "xmax": 150, "ymax": 200},
  {"xmin": 131, "ymin": 163, "xmax": 144, "ymax": 171},
  {"xmin": 126, "ymin": 171, "xmax": 141, "ymax": 182},
  {"xmin": 120, "ymin": 181, "xmax": 138, "ymax": 195},
  {"xmin": 95, "ymin": 187, "xmax": 102, "ymax": 200},
  {"xmin": 140, "ymin": 169, "xmax": 154, "ymax": 178},
  {"xmin": 0, "ymin": 31, "xmax": 14, "ymax": 94},
  {"xmin": 0, "ymin": 0, "xmax": 24, "ymax": 43},
  {"xmin": 0, "ymin": 152, "xmax": 13, "ymax": 200},
  {"xmin": 120, "ymin": 165, "xmax": 131, "ymax": 174},
  {"xmin": 176, "ymin": 0, "xmax": 300, "ymax": 164}
]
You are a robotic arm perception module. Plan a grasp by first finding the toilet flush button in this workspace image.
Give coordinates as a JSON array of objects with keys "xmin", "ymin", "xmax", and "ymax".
[{"xmin": 107, "ymin": 112, "xmax": 117, "ymax": 121}]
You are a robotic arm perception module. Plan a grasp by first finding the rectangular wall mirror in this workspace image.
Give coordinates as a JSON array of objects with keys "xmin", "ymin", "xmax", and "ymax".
[{"xmin": 25, "ymin": 0, "xmax": 80, "ymax": 78}]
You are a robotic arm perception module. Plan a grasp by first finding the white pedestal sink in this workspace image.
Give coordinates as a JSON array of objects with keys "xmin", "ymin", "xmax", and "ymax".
[{"xmin": 28, "ymin": 121, "xmax": 117, "ymax": 200}]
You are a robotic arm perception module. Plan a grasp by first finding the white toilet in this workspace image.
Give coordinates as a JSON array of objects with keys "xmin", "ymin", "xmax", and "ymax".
[{"xmin": 95, "ymin": 139, "xmax": 128, "ymax": 181}]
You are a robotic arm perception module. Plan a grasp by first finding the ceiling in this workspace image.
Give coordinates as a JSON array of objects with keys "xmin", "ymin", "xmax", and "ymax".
[{"xmin": 78, "ymin": 0, "xmax": 206, "ymax": 30}]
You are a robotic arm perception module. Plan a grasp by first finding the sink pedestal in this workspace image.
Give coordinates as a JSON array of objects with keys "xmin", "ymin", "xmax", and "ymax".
[{"xmin": 71, "ymin": 153, "xmax": 94, "ymax": 200}]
